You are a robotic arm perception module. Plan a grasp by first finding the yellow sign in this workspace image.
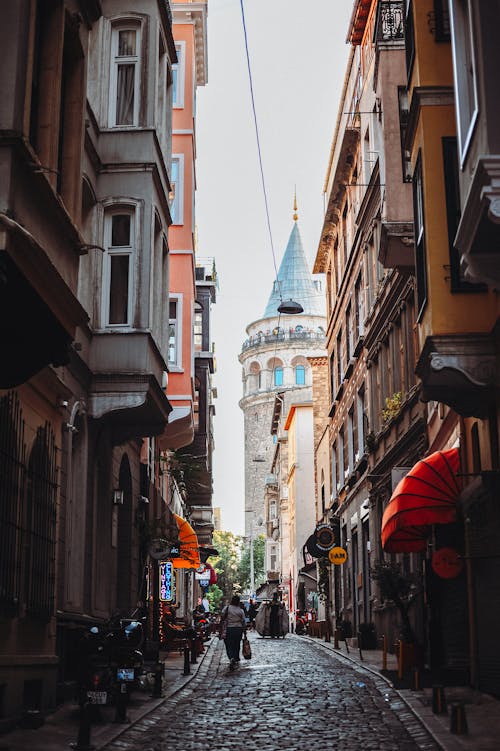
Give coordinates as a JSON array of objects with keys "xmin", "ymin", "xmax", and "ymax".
[{"xmin": 329, "ymin": 546, "xmax": 347, "ymax": 565}]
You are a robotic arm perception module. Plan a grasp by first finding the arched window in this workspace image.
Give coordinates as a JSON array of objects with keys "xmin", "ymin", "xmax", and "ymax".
[
  {"xmin": 295, "ymin": 365, "xmax": 305, "ymax": 385},
  {"xmin": 274, "ymin": 366, "xmax": 283, "ymax": 386}
]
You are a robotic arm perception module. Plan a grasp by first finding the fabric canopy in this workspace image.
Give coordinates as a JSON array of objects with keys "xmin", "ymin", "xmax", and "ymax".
[
  {"xmin": 170, "ymin": 513, "xmax": 200, "ymax": 569},
  {"xmin": 381, "ymin": 448, "xmax": 461, "ymax": 553}
]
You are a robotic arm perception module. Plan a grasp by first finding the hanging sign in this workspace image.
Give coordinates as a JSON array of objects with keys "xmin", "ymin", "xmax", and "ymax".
[
  {"xmin": 315, "ymin": 524, "xmax": 336, "ymax": 552},
  {"xmin": 432, "ymin": 547, "xmax": 463, "ymax": 579},
  {"xmin": 328, "ymin": 546, "xmax": 348, "ymax": 565},
  {"xmin": 159, "ymin": 561, "xmax": 176, "ymax": 602}
]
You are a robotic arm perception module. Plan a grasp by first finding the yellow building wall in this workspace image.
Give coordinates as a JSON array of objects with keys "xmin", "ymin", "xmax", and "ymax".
[{"xmin": 413, "ymin": 106, "xmax": 500, "ymax": 345}]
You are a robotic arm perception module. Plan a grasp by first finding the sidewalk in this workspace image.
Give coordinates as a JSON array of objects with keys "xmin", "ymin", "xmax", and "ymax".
[
  {"xmin": 0, "ymin": 638, "xmax": 218, "ymax": 751},
  {"xmin": 303, "ymin": 634, "xmax": 500, "ymax": 751}
]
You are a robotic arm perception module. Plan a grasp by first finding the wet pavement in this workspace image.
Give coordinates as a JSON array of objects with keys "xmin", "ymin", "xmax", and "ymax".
[{"xmin": 2, "ymin": 633, "xmax": 499, "ymax": 750}]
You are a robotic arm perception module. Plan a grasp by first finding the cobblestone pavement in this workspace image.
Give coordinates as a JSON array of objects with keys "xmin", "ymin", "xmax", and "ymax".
[{"xmin": 103, "ymin": 634, "xmax": 440, "ymax": 751}]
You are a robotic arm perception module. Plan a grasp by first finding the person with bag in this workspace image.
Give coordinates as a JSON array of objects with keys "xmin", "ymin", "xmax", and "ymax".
[{"xmin": 221, "ymin": 594, "xmax": 246, "ymax": 669}]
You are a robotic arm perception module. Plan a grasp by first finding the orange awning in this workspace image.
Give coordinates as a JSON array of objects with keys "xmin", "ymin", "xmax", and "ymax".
[
  {"xmin": 381, "ymin": 449, "xmax": 461, "ymax": 553},
  {"xmin": 170, "ymin": 513, "xmax": 200, "ymax": 569}
]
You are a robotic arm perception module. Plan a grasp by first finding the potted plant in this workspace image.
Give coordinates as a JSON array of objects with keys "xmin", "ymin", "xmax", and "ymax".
[
  {"xmin": 370, "ymin": 560, "xmax": 422, "ymax": 669},
  {"xmin": 358, "ymin": 621, "xmax": 377, "ymax": 649}
]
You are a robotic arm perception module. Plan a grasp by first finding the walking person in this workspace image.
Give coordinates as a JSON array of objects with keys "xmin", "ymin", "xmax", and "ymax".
[
  {"xmin": 221, "ymin": 594, "xmax": 247, "ymax": 669},
  {"xmin": 269, "ymin": 592, "xmax": 283, "ymax": 638}
]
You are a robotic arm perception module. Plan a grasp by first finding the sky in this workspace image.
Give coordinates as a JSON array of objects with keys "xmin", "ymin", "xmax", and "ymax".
[{"xmin": 195, "ymin": 0, "xmax": 354, "ymax": 535}]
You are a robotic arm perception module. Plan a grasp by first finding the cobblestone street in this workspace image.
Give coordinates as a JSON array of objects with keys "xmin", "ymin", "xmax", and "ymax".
[{"xmin": 103, "ymin": 635, "xmax": 439, "ymax": 751}]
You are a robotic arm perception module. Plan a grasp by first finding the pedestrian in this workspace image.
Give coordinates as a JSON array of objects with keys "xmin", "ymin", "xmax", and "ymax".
[
  {"xmin": 269, "ymin": 592, "xmax": 282, "ymax": 638},
  {"xmin": 247, "ymin": 598, "xmax": 258, "ymax": 630},
  {"xmin": 221, "ymin": 594, "xmax": 247, "ymax": 669}
]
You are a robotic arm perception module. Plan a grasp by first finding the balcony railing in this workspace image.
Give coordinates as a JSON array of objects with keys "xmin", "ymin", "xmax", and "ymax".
[{"xmin": 242, "ymin": 328, "xmax": 325, "ymax": 353}]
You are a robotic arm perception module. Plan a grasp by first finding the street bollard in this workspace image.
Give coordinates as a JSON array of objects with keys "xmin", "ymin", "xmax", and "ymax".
[
  {"xmin": 70, "ymin": 702, "xmax": 95, "ymax": 751},
  {"xmin": 414, "ymin": 667, "xmax": 420, "ymax": 691},
  {"xmin": 190, "ymin": 638, "xmax": 197, "ymax": 664},
  {"xmin": 183, "ymin": 642, "xmax": 191, "ymax": 675},
  {"xmin": 113, "ymin": 683, "xmax": 129, "ymax": 724},
  {"xmin": 432, "ymin": 684, "xmax": 448, "ymax": 714},
  {"xmin": 382, "ymin": 634, "xmax": 387, "ymax": 671},
  {"xmin": 450, "ymin": 702, "xmax": 468, "ymax": 734},
  {"xmin": 333, "ymin": 629, "xmax": 339, "ymax": 649},
  {"xmin": 151, "ymin": 662, "xmax": 163, "ymax": 698}
]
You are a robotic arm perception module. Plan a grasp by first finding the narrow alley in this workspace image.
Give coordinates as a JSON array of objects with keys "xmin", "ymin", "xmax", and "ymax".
[{"xmin": 102, "ymin": 634, "xmax": 437, "ymax": 751}]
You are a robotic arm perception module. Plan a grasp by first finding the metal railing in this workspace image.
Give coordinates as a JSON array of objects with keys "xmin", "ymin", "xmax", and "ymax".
[{"xmin": 242, "ymin": 329, "xmax": 325, "ymax": 352}]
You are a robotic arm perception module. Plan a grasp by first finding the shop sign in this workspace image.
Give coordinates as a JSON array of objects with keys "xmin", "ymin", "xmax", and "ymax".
[
  {"xmin": 328, "ymin": 546, "xmax": 348, "ymax": 565},
  {"xmin": 159, "ymin": 561, "xmax": 176, "ymax": 602},
  {"xmin": 432, "ymin": 547, "xmax": 463, "ymax": 579},
  {"xmin": 315, "ymin": 524, "xmax": 336, "ymax": 552}
]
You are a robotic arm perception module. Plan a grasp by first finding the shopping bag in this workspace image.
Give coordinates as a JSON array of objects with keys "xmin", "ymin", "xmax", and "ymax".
[
  {"xmin": 218, "ymin": 619, "xmax": 227, "ymax": 640},
  {"xmin": 242, "ymin": 636, "xmax": 252, "ymax": 660}
]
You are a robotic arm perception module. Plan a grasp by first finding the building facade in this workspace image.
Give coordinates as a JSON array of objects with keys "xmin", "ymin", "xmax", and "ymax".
[{"xmin": 0, "ymin": 0, "xmax": 214, "ymax": 723}]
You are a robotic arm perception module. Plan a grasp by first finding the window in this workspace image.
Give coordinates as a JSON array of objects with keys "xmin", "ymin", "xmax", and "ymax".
[
  {"xmin": 110, "ymin": 25, "xmax": 141, "ymax": 127},
  {"xmin": 346, "ymin": 304, "xmax": 353, "ymax": 362},
  {"xmin": 354, "ymin": 273, "xmax": 365, "ymax": 339},
  {"xmin": 170, "ymin": 155, "xmax": 184, "ymax": 225},
  {"xmin": 194, "ymin": 302, "xmax": 203, "ymax": 352},
  {"xmin": 295, "ymin": 365, "xmax": 305, "ymax": 385},
  {"xmin": 357, "ymin": 387, "xmax": 366, "ymax": 456},
  {"xmin": 449, "ymin": 0, "xmax": 478, "ymax": 162},
  {"xmin": 413, "ymin": 153, "xmax": 428, "ymax": 319},
  {"xmin": 442, "ymin": 137, "xmax": 485, "ymax": 293},
  {"xmin": 336, "ymin": 331, "xmax": 344, "ymax": 388},
  {"xmin": 331, "ymin": 442, "xmax": 338, "ymax": 494},
  {"xmin": 168, "ymin": 295, "xmax": 182, "ymax": 368},
  {"xmin": 338, "ymin": 428, "xmax": 345, "ymax": 488},
  {"xmin": 274, "ymin": 367, "xmax": 283, "ymax": 387},
  {"xmin": 172, "ymin": 41, "xmax": 185, "ymax": 108},
  {"xmin": 104, "ymin": 211, "xmax": 135, "ymax": 326},
  {"xmin": 347, "ymin": 408, "xmax": 355, "ymax": 474},
  {"xmin": 405, "ymin": 0, "xmax": 415, "ymax": 82}
]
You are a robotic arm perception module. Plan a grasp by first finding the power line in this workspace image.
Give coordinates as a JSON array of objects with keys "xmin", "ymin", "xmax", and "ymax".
[{"xmin": 239, "ymin": 0, "xmax": 280, "ymax": 292}]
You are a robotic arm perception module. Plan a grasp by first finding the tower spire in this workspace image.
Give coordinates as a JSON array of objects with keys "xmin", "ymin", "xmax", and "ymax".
[{"xmin": 293, "ymin": 187, "xmax": 298, "ymax": 222}]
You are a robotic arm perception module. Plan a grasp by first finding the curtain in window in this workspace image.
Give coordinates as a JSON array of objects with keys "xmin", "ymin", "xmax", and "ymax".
[
  {"xmin": 116, "ymin": 64, "xmax": 135, "ymax": 125},
  {"xmin": 109, "ymin": 255, "xmax": 129, "ymax": 324}
]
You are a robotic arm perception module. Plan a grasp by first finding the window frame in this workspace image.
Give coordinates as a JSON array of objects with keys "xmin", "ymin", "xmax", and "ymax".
[
  {"xmin": 412, "ymin": 152, "xmax": 428, "ymax": 320},
  {"xmin": 449, "ymin": 0, "xmax": 479, "ymax": 165},
  {"xmin": 168, "ymin": 293, "xmax": 183, "ymax": 370},
  {"xmin": 102, "ymin": 208, "xmax": 136, "ymax": 328},
  {"xmin": 170, "ymin": 154, "xmax": 184, "ymax": 225},
  {"xmin": 172, "ymin": 40, "xmax": 186, "ymax": 109},
  {"xmin": 274, "ymin": 366, "xmax": 284, "ymax": 387},
  {"xmin": 109, "ymin": 22, "xmax": 142, "ymax": 128},
  {"xmin": 295, "ymin": 364, "xmax": 306, "ymax": 386}
]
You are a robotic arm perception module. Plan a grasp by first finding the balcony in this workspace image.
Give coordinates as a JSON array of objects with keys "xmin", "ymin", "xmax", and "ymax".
[
  {"xmin": 88, "ymin": 330, "xmax": 171, "ymax": 444},
  {"xmin": 242, "ymin": 328, "xmax": 325, "ymax": 353},
  {"xmin": 416, "ymin": 333, "xmax": 497, "ymax": 419}
]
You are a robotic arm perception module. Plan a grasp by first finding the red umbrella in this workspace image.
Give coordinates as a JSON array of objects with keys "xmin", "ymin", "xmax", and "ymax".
[{"xmin": 381, "ymin": 448, "xmax": 461, "ymax": 553}]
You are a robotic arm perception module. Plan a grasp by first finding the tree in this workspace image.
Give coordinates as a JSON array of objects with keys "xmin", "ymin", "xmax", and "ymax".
[
  {"xmin": 210, "ymin": 530, "xmax": 242, "ymax": 603},
  {"xmin": 237, "ymin": 534, "xmax": 266, "ymax": 594},
  {"xmin": 206, "ymin": 583, "xmax": 223, "ymax": 612},
  {"xmin": 370, "ymin": 559, "xmax": 420, "ymax": 643}
]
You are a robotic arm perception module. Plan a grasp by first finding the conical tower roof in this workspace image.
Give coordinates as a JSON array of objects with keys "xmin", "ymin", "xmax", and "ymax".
[{"xmin": 263, "ymin": 221, "xmax": 324, "ymax": 319}]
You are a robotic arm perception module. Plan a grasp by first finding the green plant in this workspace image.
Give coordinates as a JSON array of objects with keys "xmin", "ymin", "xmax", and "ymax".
[
  {"xmin": 365, "ymin": 431, "xmax": 376, "ymax": 452},
  {"xmin": 317, "ymin": 557, "xmax": 330, "ymax": 603},
  {"xmin": 370, "ymin": 560, "xmax": 420, "ymax": 642},
  {"xmin": 382, "ymin": 391, "xmax": 403, "ymax": 423}
]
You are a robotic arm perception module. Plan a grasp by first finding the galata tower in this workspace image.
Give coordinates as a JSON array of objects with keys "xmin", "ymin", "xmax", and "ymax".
[{"xmin": 239, "ymin": 204, "xmax": 327, "ymax": 538}]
